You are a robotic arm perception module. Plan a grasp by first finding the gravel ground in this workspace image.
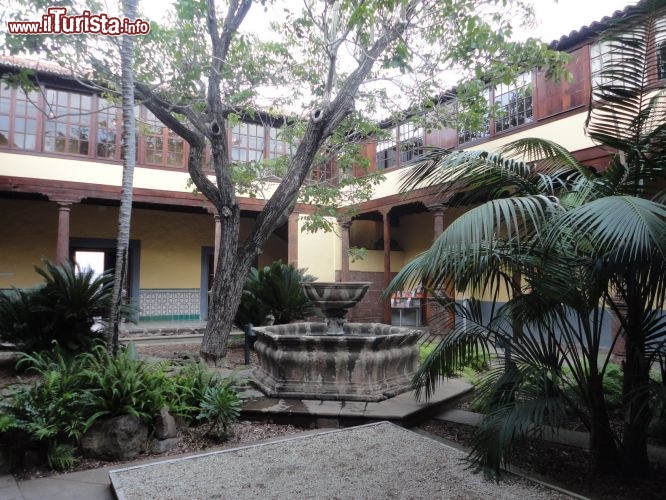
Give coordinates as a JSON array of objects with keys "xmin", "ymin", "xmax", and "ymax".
[{"xmin": 110, "ymin": 422, "xmax": 572, "ymax": 500}]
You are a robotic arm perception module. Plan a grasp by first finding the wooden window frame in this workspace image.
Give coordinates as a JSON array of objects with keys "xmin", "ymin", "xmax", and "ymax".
[{"xmin": 43, "ymin": 88, "xmax": 93, "ymax": 157}]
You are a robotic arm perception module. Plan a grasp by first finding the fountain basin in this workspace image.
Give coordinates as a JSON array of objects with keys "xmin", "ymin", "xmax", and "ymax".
[{"xmin": 252, "ymin": 322, "xmax": 422, "ymax": 402}]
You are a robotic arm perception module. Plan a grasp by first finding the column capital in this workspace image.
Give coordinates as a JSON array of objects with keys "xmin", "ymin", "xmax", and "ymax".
[
  {"xmin": 426, "ymin": 202, "xmax": 446, "ymax": 213},
  {"xmin": 337, "ymin": 216, "xmax": 352, "ymax": 229}
]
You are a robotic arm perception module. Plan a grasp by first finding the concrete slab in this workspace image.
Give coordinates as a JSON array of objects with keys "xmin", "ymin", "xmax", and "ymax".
[
  {"xmin": 16, "ymin": 467, "xmax": 114, "ymax": 500},
  {"xmin": 0, "ymin": 474, "xmax": 22, "ymax": 500},
  {"xmin": 109, "ymin": 421, "xmax": 573, "ymax": 500}
]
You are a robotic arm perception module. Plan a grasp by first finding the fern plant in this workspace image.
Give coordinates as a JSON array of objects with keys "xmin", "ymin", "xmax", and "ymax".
[
  {"xmin": 78, "ymin": 344, "xmax": 168, "ymax": 423},
  {"xmin": 168, "ymin": 361, "xmax": 221, "ymax": 423},
  {"xmin": 0, "ymin": 347, "xmax": 91, "ymax": 470}
]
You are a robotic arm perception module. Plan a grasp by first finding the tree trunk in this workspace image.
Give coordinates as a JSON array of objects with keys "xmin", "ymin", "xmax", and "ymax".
[
  {"xmin": 200, "ymin": 252, "xmax": 253, "ymax": 362},
  {"xmin": 107, "ymin": 0, "xmax": 138, "ymax": 353},
  {"xmin": 622, "ymin": 324, "xmax": 651, "ymax": 477},
  {"xmin": 612, "ymin": 271, "xmax": 651, "ymax": 477},
  {"xmin": 587, "ymin": 372, "xmax": 621, "ymax": 473}
]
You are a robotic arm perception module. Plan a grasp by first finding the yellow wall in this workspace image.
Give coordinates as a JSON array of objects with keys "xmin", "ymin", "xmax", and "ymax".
[
  {"xmin": 130, "ymin": 209, "xmax": 213, "ymax": 288},
  {"xmin": 0, "ymin": 198, "xmax": 57, "ymax": 288},
  {"xmin": 0, "ymin": 199, "xmax": 220, "ymax": 290},
  {"xmin": 0, "ymin": 152, "xmax": 279, "ymax": 199},
  {"xmin": 349, "ymin": 250, "xmax": 404, "ymax": 273},
  {"xmin": 67, "ymin": 205, "xmax": 214, "ymax": 288},
  {"xmin": 349, "ymin": 220, "xmax": 379, "ymax": 249},
  {"xmin": 297, "ymin": 216, "xmax": 339, "ymax": 281},
  {"xmin": 472, "ymin": 111, "xmax": 593, "ymax": 154},
  {"xmin": 394, "ymin": 212, "xmax": 433, "ymax": 262}
]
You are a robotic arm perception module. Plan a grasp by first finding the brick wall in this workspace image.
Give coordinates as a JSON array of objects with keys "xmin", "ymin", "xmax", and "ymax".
[{"xmin": 336, "ymin": 270, "xmax": 396, "ymax": 323}]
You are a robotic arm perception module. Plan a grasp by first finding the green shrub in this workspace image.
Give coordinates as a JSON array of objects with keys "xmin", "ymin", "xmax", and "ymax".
[
  {"xmin": 419, "ymin": 339, "xmax": 490, "ymax": 380},
  {"xmin": 0, "ymin": 260, "xmax": 136, "ymax": 353},
  {"xmin": 601, "ymin": 363, "xmax": 623, "ymax": 410},
  {"xmin": 168, "ymin": 361, "xmax": 221, "ymax": 422},
  {"xmin": 0, "ymin": 347, "xmax": 91, "ymax": 469},
  {"xmin": 197, "ymin": 379, "xmax": 242, "ymax": 439},
  {"xmin": 234, "ymin": 260, "xmax": 317, "ymax": 328},
  {"xmin": 0, "ymin": 344, "xmax": 245, "ymax": 470},
  {"xmin": 78, "ymin": 344, "xmax": 169, "ymax": 423}
]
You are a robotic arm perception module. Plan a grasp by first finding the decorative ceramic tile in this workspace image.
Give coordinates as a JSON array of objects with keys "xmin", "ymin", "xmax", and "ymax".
[{"xmin": 139, "ymin": 289, "xmax": 200, "ymax": 317}]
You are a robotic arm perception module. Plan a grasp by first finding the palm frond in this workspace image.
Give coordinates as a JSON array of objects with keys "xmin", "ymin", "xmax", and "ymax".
[{"xmin": 546, "ymin": 196, "xmax": 666, "ymax": 263}]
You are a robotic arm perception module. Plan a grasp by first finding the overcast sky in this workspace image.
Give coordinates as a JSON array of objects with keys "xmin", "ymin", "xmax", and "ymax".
[
  {"xmin": 529, "ymin": 0, "xmax": 638, "ymax": 43},
  {"xmin": 138, "ymin": 0, "xmax": 639, "ymax": 46}
]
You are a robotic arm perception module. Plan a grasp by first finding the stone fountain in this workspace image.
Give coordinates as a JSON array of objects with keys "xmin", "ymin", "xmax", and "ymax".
[{"xmin": 251, "ymin": 282, "xmax": 423, "ymax": 402}]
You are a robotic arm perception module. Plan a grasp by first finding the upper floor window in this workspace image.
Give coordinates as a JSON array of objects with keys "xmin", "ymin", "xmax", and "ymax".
[
  {"xmin": 96, "ymin": 98, "xmax": 119, "ymax": 160},
  {"xmin": 139, "ymin": 108, "xmax": 185, "ymax": 167},
  {"xmin": 494, "ymin": 73, "xmax": 533, "ymax": 133},
  {"xmin": 376, "ymin": 127, "xmax": 397, "ymax": 169},
  {"xmin": 457, "ymin": 76, "xmax": 532, "ymax": 145},
  {"xmin": 457, "ymin": 89, "xmax": 490, "ymax": 145},
  {"xmin": 267, "ymin": 126, "xmax": 293, "ymax": 159},
  {"xmin": 309, "ymin": 158, "xmax": 336, "ymax": 182},
  {"xmin": 231, "ymin": 122, "xmax": 264, "ymax": 162},
  {"xmin": 397, "ymin": 122, "xmax": 424, "ymax": 164},
  {"xmin": 375, "ymin": 122, "xmax": 424, "ymax": 169},
  {"xmin": 43, "ymin": 89, "xmax": 91, "ymax": 155},
  {"xmin": 0, "ymin": 85, "xmax": 39, "ymax": 150},
  {"xmin": 590, "ymin": 40, "xmax": 627, "ymax": 89}
]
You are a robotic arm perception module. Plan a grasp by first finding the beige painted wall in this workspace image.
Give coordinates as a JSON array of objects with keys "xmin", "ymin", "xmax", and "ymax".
[
  {"xmin": 0, "ymin": 198, "xmax": 57, "ymax": 288},
  {"xmin": 236, "ymin": 217, "xmax": 288, "ymax": 269},
  {"xmin": 394, "ymin": 212, "xmax": 433, "ymax": 262},
  {"xmin": 67, "ymin": 205, "xmax": 214, "ymax": 288},
  {"xmin": 0, "ymin": 197, "xmax": 293, "ymax": 291},
  {"xmin": 0, "ymin": 152, "xmax": 279, "ymax": 198},
  {"xmin": 349, "ymin": 220, "xmax": 379, "ymax": 249},
  {"xmin": 297, "ymin": 216, "xmax": 339, "ymax": 281},
  {"xmin": 349, "ymin": 250, "xmax": 404, "ymax": 273},
  {"xmin": 130, "ymin": 208, "xmax": 213, "ymax": 288}
]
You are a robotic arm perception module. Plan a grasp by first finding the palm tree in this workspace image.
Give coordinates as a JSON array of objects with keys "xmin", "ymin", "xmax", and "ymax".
[
  {"xmin": 390, "ymin": 0, "xmax": 666, "ymax": 477},
  {"xmin": 107, "ymin": 0, "xmax": 139, "ymax": 353}
]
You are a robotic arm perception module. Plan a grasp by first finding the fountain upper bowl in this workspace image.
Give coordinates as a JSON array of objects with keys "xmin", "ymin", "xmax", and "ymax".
[{"xmin": 301, "ymin": 282, "xmax": 371, "ymax": 306}]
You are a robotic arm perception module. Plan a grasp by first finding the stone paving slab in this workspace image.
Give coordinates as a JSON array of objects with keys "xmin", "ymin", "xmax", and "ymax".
[
  {"xmin": 109, "ymin": 421, "xmax": 575, "ymax": 500},
  {"xmin": 241, "ymin": 378, "xmax": 473, "ymax": 424}
]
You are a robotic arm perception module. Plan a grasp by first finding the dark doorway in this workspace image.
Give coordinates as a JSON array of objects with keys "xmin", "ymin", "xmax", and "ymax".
[{"xmin": 70, "ymin": 238, "xmax": 141, "ymax": 308}]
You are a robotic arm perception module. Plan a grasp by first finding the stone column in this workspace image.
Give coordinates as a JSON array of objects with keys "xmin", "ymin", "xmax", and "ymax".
[
  {"xmin": 381, "ymin": 208, "xmax": 392, "ymax": 324},
  {"xmin": 431, "ymin": 205, "xmax": 445, "ymax": 237},
  {"xmin": 338, "ymin": 217, "xmax": 352, "ymax": 282},
  {"xmin": 288, "ymin": 213, "xmax": 299, "ymax": 268},
  {"xmin": 56, "ymin": 202, "xmax": 72, "ymax": 265},
  {"xmin": 427, "ymin": 203, "xmax": 454, "ymax": 333}
]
